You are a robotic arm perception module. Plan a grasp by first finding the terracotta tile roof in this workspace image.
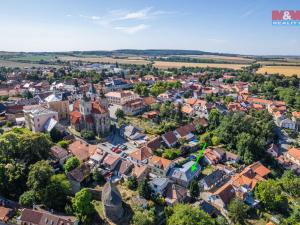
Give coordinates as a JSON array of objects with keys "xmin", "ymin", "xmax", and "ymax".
[
  {"xmin": 287, "ymin": 147, "xmax": 300, "ymax": 161},
  {"xmin": 133, "ymin": 164, "xmax": 149, "ymax": 179},
  {"xmin": 91, "ymin": 101, "xmax": 108, "ymax": 114},
  {"xmin": 69, "ymin": 111, "xmax": 81, "ymax": 124},
  {"xmin": 292, "ymin": 111, "xmax": 300, "ymax": 118},
  {"xmin": 176, "ymin": 124, "xmax": 195, "ymax": 137},
  {"xmin": 129, "ymin": 146, "xmax": 153, "ymax": 161},
  {"xmin": 231, "ymin": 161, "xmax": 270, "ymax": 191},
  {"xmin": 181, "ymin": 105, "xmax": 194, "ymax": 114},
  {"xmin": 247, "ymin": 97, "xmax": 272, "ymax": 105},
  {"xmin": 143, "ymin": 96, "xmax": 157, "ymax": 106},
  {"xmin": 103, "ymin": 154, "xmax": 120, "ymax": 166},
  {"xmin": 213, "ymin": 182, "xmax": 235, "ymax": 205},
  {"xmin": 0, "ymin": 206, "xmax": 13, "ymax": 222},
  {"xmin": 50, "ymin": 146, "xmax": 69, "ymax": 159},
  {"xmin": 186, "ymin": 98, "xmax": 197, "ymax": 106},
  {"xmin": 73, "ymin": 100, "xmax": 80, "ymax": 111},
  {"xmin": 149, "ymin": 155, "xmax": 172, "ymax": 170},
  {"xmin": 165, "ymin": 183, "xmax": 187, "ymax": 204},
  {"xmin": 68, "ymin": 140, "xmax": 97, "ymax": 162},
  {"xmin": 115, "ymin": 159, "xmax": 133, "ymax": 175},
  {"xmin": 193, "ymin": 117, "xmax": 208, "ymax": 127}
]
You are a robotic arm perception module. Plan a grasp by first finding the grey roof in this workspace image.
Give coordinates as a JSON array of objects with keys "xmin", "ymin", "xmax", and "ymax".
[
  {"xmin": 201, "ymin": 169, "xmax": 226, "ymax": 187},
  {"xmin": 150, "ymin": 177, "xmax": 171, "ymax": 187},
  {"xmin": 102, "ymin": 182, "xmax": 123, "ymax": 206},
  {"xmin": 168, "ymin": 161, "xmax": 201, "ymax": 182},
  {"xmin": 44, "ymin": 118, "xmax": 58, "ymax": 132}
]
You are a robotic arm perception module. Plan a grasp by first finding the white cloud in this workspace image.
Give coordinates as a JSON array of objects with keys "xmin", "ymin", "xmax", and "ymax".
[
  {"xmin": 241, "ymin": 9, "xmax": 254, "ymax": 18},
  {"xmin": 66, "ymin": 14, "xmax": 72, "ymax": 17},
  {"xmin": 121, "ymin": 7, "xmax": 153, "ymax": 20},
  {"xmin": 207, "ymin": 38, "xmax": 226, "ymax": 43},
  {"xmin": 114, "ymin": 24, "xmax": 148, "ymax": 34}
]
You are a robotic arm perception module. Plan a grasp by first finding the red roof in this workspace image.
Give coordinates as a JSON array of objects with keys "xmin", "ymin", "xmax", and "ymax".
[{"xmin": 69, "ymin": 111, "xmax": 81, "ymax": 124}]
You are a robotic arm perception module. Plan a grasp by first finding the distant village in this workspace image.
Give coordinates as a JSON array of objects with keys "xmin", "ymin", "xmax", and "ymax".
[{"xmin": 0, "ymin": 61, "xmax": 299, "ymax": 225}]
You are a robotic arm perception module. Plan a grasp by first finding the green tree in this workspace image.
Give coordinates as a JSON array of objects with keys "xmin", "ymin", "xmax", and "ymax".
[
  {"xmin": 64, "ymin": 157, "xmax": 80, "ymax": 173},
  {"xmin": 19, "ymin": 190, "xmax": 39, "ymax": 207},
  {"xmin": 189, "ymin": 180, "xmax": 200, "ymax": 200},
  {"xmin": 80, "ymin": 129, "xmax": 95, "ymax": 140},
  {"xmin": 57, "ymin": 140, "xmax": 71, "ymax": 149},
  {"xmin": 127, "ymin": 176, "xmax": 138, "ymax": 190},
  {"xmin": 72, "ymin": 188, "xmax": 95, "ymax": 224},
  {"xmin": 255, "ymin": 179, "xmax": 287, "ymax": 212},
  {"xmin": 27, "ymin": 160, "xmax": 53, "ymax": 191},
  {"xmin": 166, "ymin": 204, "xmax": 214, "ymax": 225},
  {"xmin": 116, "ymin": 108, "xmax": 125, "ymax": 119},
  {"xmin": 43, "ymin": 174, "xmax": 72, "ymax": 210},
  {"xmin": 132, "ymin": 208, "xmax": 155, "ymax": 225},
  {"xmin": 138, "ymin": 178, "xmax": 151, "ymax": 200},
  {"xmin": 228, "ymin": 197, "xmax": 249, "ymax": 225},
  {"xmin": 208, "ymin": 109, "xmax": 221, "ymax": 130},
  {"xmin": 280, "ymin": 170, "xmax": 300, "ymax": 197},
  {"xmin": 49, "ymin": 127, "xmax": 64, "ymax": 142}
]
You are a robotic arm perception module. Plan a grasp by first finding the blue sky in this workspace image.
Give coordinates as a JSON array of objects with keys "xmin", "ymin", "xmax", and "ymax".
[{"xmin": 0, "ymin": 0, "xmax": 299, "ymax": 55}]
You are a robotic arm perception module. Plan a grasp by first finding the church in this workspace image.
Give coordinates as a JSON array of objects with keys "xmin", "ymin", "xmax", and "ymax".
[{"xmin": 69, "ymin": 84, "xmax": 111, "ymax": 136}]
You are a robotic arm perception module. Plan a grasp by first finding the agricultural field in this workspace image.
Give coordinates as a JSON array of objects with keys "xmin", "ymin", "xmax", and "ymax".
[
  {"xmin": 59, "ymin": 56, "xmax": 149, "ymax": 65},
  {"xmin": 179, "ymin": 54, "xmax": 255, "ymax": 64},
  {"xmin": 153, "ymin": 60, "xmax": 248, "ymax": 69},
  {"xmin": 0, "ymin": 59, "xmax": 60, "ymax": 68},
  {"xmin": 257, "ymin": 65, "xmax": 300, "ymax": 77}
]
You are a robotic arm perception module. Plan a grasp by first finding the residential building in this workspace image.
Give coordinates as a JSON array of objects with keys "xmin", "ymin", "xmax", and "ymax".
[
  {"xmin": 200, "ymin": 169, "xmax": 226, "ymax": 191},
  {"xmin": 50, "ymin": 145, "xmax": 71, "ymax": 166},
  {"xmin": 18, "ymin": 208, "xmax": 78, "ymax": 225},
  {"xmin": 105, "ymin": 90, "xmax": 139, "ymax": 105},
  {"xmin": 122, "ymin": 98, "xmax": 145, "ymax": 115},
  {"xmin": 129, "ymin": 146, "xmax": 153, "ymax": 164},
  {"xmin": 67, "ymin": 163, "xmax": 91, "ymax": 193},
  {"xmin": 162, "ymin": 131, "xmax": 178, "ymax": 148},
  {"xmin": 164, "ymin": 183, "xmax": 187, "ymax": 206},
  {"xmin": 68, "ymin": 140, "xmax": 97, "ymax": 162},
  {"xmin": 148, "ymin": 156, "xmax": 174, "ymax": 177},
  {"xmin": 23, "ymin": 105, "xmax": 58, "ymax": 132},
  {"xmin": 132, "ymin": 164, "xmax": 150, "ymax": 182},
  {"xmin": 149, "ymin": 177, "xmax": 172, "ymax": 195},
  {"xmin": 102, "ymin": 154, "xmax": 121, "ymax": 171},
  {"xmin": 285, "ymin": 147, "xmax": 300, "ymax": 167},
  {"xmin": 168, "ymin": 161, "xmax": 201, "ymax": 187}
]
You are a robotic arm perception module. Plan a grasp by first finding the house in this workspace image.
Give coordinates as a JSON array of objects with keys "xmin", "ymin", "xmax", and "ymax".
[
  {"xmin": 200, "ymin": 169, "xmax": 226, "ymax": 191},
  {"xmin": 231, "ymin": 161, "xmax": 270, "ymax": 202},
  {"xmin": 142, "ymin": 110, "xmax": 160, "ymax": 119},
  {"xmin": 102, "ymin": 154, "xmax": 121, "ymax": 171},
  {"xmin": 149, "ymin": 177, "xmax": 172, "ymax": 195},
  {"xmin": 143, "ymin": 96, "xmax": 157, "ymax": 108},
  {"xmin": 285, "ymin": 147, "xmax": 300, "ymax": 167},
  {"xmin": 181, "ymin": 105, "xmax": 195, "ymax": 116},
  {"xmin": 102, "ymin": 182, "xmax": 124, "ymax": 223},
  {"xmin": 67, "ymin": 163, "xmax": 91, "ymax": 193},
  {"xmin": 278, "ymin": 117, "xmax": 296, "ymax": 130},
  {"xmin": 50, "ymin": 145, "xmax": 71, "ymax": 166},
  {"xmin": 105, "ymin": 90, "xmax": 139, "ymax": 105},
  {"xmin": 146, "ymin": 136, "xmax": 163, "ymax": 151},
  {"xmin": 129, "ymin": 146, "xmax": 153, "ymax": 164},
  {"xmin": 267, "ymin": 143, "xmax": 280, "ymax": 158},
  {"xmin": 89, "ymin": 149, "xmax": 108, "ymax": 166},
  {"xmin": 23, "ymin": 105, "xmax": 58, "ymax": 132},
  {"xmin": 0, "ymin": 206, "xmax": 14, "ymax": 223},
  {"xmin": 132, "ymin": 164, "xmax": 150, "ymax": 182},
  {"xmin": 198, "ymin": 200, "xmax": 220, "ymax": 217},
  {"xmin": 148, "ymin": 156, "xmax": 174, "ymax": 177},
  {"xmin": 162, "ymin": 131, "xmax": 178, "ymax": 148},
  {"xmin": 164, "ymin": 183, "xmax": 187, "ymax": 206},
  {"xmin": 120, "ymin": 124, "xmax": 145, "ymax": 141},
  {"xmin": 122, "ymin": 98, "xmax": 145, "ymax": 116},
  {"xmin": 209, "ymin": 182, "xmax": 236, "ymax": 208},
  {"xmin": 174, "ymin": 124, "xmax": 195, "ymax": 140},
  {"xmin": 114, "ymin": 159, "xmax": 134, "ymax": 178},
  {"xmin": 68, "ymin": 140, "xmax": 97, "ymax": 162},
  {"xmin": 225, "ymin": 151, "xmax": 241, "ymax": 164},
  {"xmin": 168, "ymin": 161, "xmax": 201, "ymax": 187},
  {"xmin": 203, "ymin": 148, "xmax": 224, "ymax": 165},
  {"xmin": 18, "ymin": 208, "xmax": 78, "ymax": 225}
]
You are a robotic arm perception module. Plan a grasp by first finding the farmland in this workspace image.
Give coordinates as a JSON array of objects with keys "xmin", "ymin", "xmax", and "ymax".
[
  {"xmin": 59, "ymin": 56, "xmax": 149, "ymax": 65},
  {"xmin": 0, "ymin": 60, "xmax": 60, "ymax": 68},
  {"xmin": 153, "ymin": 60, "xmax": 248, "ymax": 69},
  {"xmin": 257, "ymin": 65, "xmax": 300, "ymax": 77}
]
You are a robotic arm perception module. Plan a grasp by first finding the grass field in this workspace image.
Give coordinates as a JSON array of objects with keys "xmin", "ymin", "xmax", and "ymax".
[
  {"xmin": 257, "ymin": 66, "xmax": 300, "ymax": 77},
  {"xmin": 153, "ymin": 61, "xmax": 248, "ymax": 69},
  {"xmin": 59, "ymin": 56, "xmax": 149, "ymax": 65}
]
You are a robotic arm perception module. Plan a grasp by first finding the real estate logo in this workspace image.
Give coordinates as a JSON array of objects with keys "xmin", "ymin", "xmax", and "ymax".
[{"xmin": 272, "ymin": 10, "xmax": 300, "ymax": 26}]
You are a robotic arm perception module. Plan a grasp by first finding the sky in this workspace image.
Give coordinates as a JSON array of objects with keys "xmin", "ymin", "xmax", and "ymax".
[{"xmin": 0, "ymin": 0, "xmax": 299, "ymax": 55}]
